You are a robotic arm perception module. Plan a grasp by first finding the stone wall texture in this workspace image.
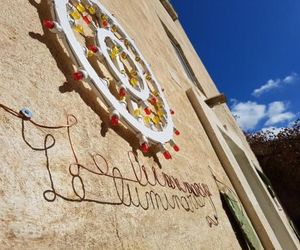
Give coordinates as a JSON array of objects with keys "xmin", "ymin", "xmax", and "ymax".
[{"xmin": 0, "ymin": 0, "xmax": 247, "ymax": 249}]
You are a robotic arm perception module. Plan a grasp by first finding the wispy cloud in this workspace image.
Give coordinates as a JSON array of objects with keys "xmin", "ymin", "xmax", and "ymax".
[
  {"xmin": 265, "ymin": 112, "xmax": 295, "ymax": 126},
  {"xmin": 231, "ymin": 100, "xmax": 296, "ymax": 131},
  {"xmin": 252, "ymin": 79, "xmax": 280, "ymax": 97},
  {"xmin": 283, "ymin": 72, "xmax": 298, "ymax": 84},
  {"xmin": 252, "ymin": 73, "xmax": 298, "ymax": 97}
]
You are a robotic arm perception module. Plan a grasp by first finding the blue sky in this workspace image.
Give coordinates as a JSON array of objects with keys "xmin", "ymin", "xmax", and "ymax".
[{"xmin": 171, "ymin": 0, "xmax": 300, "ymax": 132}]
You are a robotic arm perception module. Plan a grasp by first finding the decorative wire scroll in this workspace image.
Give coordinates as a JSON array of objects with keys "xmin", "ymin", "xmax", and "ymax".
[
  {"xmin": 0, "ymin": 103, "xmax": 218, "ymax": 227},
  {"xmin": 208, "ymin": 166, "xmax": 244, "ymax": 216}
]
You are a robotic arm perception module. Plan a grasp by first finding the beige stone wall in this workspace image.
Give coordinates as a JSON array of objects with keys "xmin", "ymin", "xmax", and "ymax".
[
  {"xmin": 212, "ymin": 104, "xmax": 261, "ymax": 168},
  {"xmin": 0, "ymin": 0, "xmax": 244, "ymax": 249}
]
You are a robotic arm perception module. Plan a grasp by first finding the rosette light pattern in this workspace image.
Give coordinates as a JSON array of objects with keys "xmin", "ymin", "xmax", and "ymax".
[{"xmin": 44, "ymin": 0, "xmax": 180, "ymax": 158}]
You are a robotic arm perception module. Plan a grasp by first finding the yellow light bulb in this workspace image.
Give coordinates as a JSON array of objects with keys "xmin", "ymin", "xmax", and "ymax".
[
  {"xmin": 70, "ymin": 10, "xmax": 81, "ymax": 20},
  {"xmin": 76, "ymin": 3, "xmax": 85, "ymax": 13},
  {"xmin": 152, "ymin": 90, "xmax": 158, "ymax": 97},
  {"xmin": 144, "ymin": 116, "xmax": 151, "ymax": 124},
  {"xmin": 88, "ymin": 6, "xmax": 96, "ymax": 15},
  {"xmin": 130, "ymin": 78, "xmax": 138, "ymax": 86},
  {"xmin": 101, "ymin": 14, "xmax": 107, "ymax": 20},
  {"xmin": 111, "ymin": 25, "xmax": 117, "ymax": 33},
  {"xmin": 135, "ymin": 56, "xmax": 140, "ymax": 62},
  {"xmin": 124, "ymin": 39, "xmax": 129, "ymax": 47},
  {"xmin": 87, "ymin": 49, "xmax": 94, "ymax": 57},
  {"xmin": 133, "ymin": 109, "xmax": 141, "ymax": 117},
  {"xmin": 130, "ymin": 70, "xmax": 137, "ymax": 77},
  {"xmin": 146, "ymin": 75, "xmax": 152, "ymax": 81},
  {"xmin": 156, "ymin": 102, "xmax": 162, "ymax": 108},
  {"xmin": 110, "ymin": 46, "xmax": 120, "ymax": 59},
  {"xmin": 157, "ymin": 109, "xmax": 164, "ymax": 117},
  {"xmin": 74, "ymin": 25, "xmax": 84, "ymax": 35},
  {"xmin": 121, "ymin": 52, "xmax": 127, "ymax": 60},
  {"xmin": 152, "ymin": 116, "xmax": 160, "ymax": 125},
  {"xmin": 113, "ymin": 46, "xmax": 119, "ymax": 53}
]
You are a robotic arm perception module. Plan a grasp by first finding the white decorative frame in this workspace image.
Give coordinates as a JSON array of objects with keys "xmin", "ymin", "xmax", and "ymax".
[{"xmin": 46, "ymin": 0, "xmax": 179, "ymax": 155}]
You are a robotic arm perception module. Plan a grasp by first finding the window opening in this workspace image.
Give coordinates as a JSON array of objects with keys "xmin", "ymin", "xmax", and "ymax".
[
  {"xmin": 159, "ymin": 0, "xmax": 178, "ymax": 21},
  {"xmin": 160, "ymin": 21, "xmax": 205, "ymax": 94}
]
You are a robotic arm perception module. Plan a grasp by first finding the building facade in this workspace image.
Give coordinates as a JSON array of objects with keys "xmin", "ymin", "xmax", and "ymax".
[{"xmin": 0, "ymin": 0, "xmax": 299, "ymax": 249}]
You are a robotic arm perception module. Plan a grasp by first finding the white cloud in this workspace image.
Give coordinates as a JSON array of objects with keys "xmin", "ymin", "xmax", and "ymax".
[
  {"xmin": 267, "ymin": 101, "xmax": 285, "ymax": 116},
  {"xmin": 231, "ymin": 100, "xmax": 296, "ymax": 131},
  {"xmin": 252, "ymin": 73, "xmax": 298, "ymax": 97},
  {"xmin": 283, "ymin": 72, "xmax": 298, "ymax": 84},
  {"xmin": 265, "ymin": 112, "xmax": 295, "ymax": 126},
  {"xmin": 231, "ymin": 101, "xmax": 266, "ymax": 130},
  {"xmin": 252, "ymin": 79, "xmax": 280, "ymax": 97},
  {"xmin": 265, "ymin": 101, "xmax": 295, "ymax": 126},
  {"xmin": 232, "ymin": 73, "xmax": 298, "ymax": 130}
]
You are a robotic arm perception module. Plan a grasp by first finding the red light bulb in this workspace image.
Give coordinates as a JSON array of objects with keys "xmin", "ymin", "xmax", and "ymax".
[
  {"xmin": 173, "ymin": 145, "xmax": 180, "ymax": 152},
  {"xmin": 73, "ymin": 71, "xmax": 84, "ymax": 81},
  {"xmin": 102, "ymin": 20, "xmax": 108, "ymax": 28},
  {"xmin": 83, "ymin": 14, "xmax": 91, "ymax": 25},
  {"xmin": 144, "ymin": 107, "xmax": 151, "ymax": 115},
  {"xmin": 163, "ymin": 151, "xmax": 172, "ymax": 160},
  {"xmin": 119, "ymin": 87, "xmax": 126, "ymax": 97},
  {"xmin": 170, "ymin": 109, "xmax": 175, "ymax": 115},
  {"xmin": 149, "ymin": 97, "xmax": 157, "ymax": 105},
  {"xmin": 174, "ymin": 129, "xmax": 180, "ymax": 136},
  {"xmin": 43, "ymin": 19, "xmax": 55, "ymax": 29},
  {"xmin": 140, "ymin": 142, "xmax": 149, "ymax": 153},
  {"xmin": 88, "ymin": 45, "xmax": 98, "ymax": 53},
  {"xmin": 111, "ymin": 114, "xmax": 119, "ymax": 126}
]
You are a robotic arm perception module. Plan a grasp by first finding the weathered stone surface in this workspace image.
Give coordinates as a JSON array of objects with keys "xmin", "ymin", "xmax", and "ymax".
[{"xmin": 0, "ymin": 0, "xmax": 243, "ymax": 249}]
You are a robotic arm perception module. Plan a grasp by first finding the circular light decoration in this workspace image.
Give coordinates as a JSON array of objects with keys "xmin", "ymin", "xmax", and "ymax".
[{"xmin": 44, "ymin": 0, "xmax": 180, "ymax": 159}]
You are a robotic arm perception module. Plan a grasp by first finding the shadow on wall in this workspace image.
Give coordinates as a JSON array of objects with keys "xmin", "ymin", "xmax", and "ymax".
[
  {"xmin": 27, "ymin": 0, "xmax": 163, "ymax": 168},
  {"xmin": 0, "ymin": 103, "xmax": 220, "ymax": 222}
]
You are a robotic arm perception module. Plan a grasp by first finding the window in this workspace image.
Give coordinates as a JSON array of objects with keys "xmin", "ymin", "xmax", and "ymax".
[
  {"xmin": 170, "ymin": 39, "xmax": 195, "ymax": 84},
  {"xmin": 161, "ymin": 22, "xmax": 205, "ymax": 94},
  {"xmin": 159, "ymin": 0, "xmax": 178, "ymax": 21},
  {"xmin": 186, "ymin": 87, "xmax": 300, "ymax": 249},
  {"xmin": 221, "ymin": 191, "xmax": 262, "ymax": 250}
]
